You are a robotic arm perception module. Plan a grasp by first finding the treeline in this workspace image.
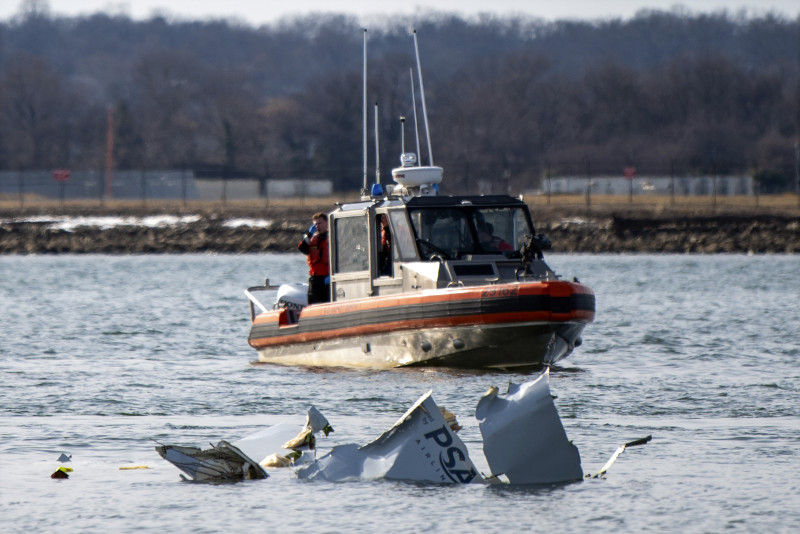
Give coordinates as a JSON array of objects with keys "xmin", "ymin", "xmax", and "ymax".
[{"xmin": 0, "ymin": 5, "xmax": 798, "ymax": 193}]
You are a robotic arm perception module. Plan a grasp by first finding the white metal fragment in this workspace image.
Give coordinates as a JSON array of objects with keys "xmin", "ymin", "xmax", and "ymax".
[
  {"xmin": 156, "ymin": 407, "xmax": 332, "ymax": 481},
  {"xmin": 475, "ymin": 368, "xmax": 583, "ymax": 484},
  {"xmin": 156, "ymin": 441, "xmax": 268, "ymax": 481},
  {"xmin": 296, "ymin": 391, "xmax": 481, "ymax": 484}
]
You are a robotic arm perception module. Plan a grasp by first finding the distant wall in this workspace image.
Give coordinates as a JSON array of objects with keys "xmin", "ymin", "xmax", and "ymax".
[
  {"xmin": 194, "ymin": 179, "xmax": 260, "ymax": 201},
  {"xmin": 195, "ymin": 178, "xmax": 333, "ymax": 200},
  {"xmin": 265, "ymin": 179, "xmax": 333, "ymax": 198}
]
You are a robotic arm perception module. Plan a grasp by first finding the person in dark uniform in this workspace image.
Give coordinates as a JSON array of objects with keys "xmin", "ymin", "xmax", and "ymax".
[
  {"xmin": 378, "ymin": 214, "xmax": 392, "ymax": 276},
  {"xmin": 298, "ymin": 212, "xmax": 330, "ymax": 304},
  {"xmin": 477, "ymin": 222, "xmax": 513, "ymax": 252}
]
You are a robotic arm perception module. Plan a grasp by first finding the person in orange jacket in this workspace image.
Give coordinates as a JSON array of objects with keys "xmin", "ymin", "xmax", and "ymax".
[{"xmin": 298, "ymin": 212, "xmax": 330, "ymax": 304}]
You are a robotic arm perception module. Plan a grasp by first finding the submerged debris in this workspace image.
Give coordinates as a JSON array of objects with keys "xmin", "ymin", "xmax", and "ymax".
[
  {"xmin": 155, "ymin": 406, "xmax": 332, "ymax": 482},
  {"xmin": 587, "ymin": 435, "xmax": 653, "ymax": 479},
  {"xmin": 154, "ymin": 441, "xmax": 268, "ymax": 481},
  {"xmin": 155, "ymin": 371, "xmax": 650, "ymax": 485},
  {"xmin": 260, "ymin": 451, "xmax": 301, "ymax": 468},
  {"xmin": 475, "ymin": 370, "xmax": 583, "ymax": 484},
  {"xmin": 295, "ymin": 370, "xmax": 583, "ymax": 485},
  {"xmin": 439, "ymin": 407, "xmax": 462, "ymax": 432},
  {"xmin": 50, "ymin": 466, "xmax": 72, "ymax": 479},
  {"xmin": 296, "ymin": 390, "xmax": 480, "ymax": 484}
]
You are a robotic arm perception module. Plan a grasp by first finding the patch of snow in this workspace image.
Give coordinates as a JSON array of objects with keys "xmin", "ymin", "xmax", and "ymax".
[
  {"xmin": 222, "ymin": 218, "xmax": 274, "ymax": 229},
  {"xmin": 3, "ymin": 215, "xmax": 202, "ymax": 231}
]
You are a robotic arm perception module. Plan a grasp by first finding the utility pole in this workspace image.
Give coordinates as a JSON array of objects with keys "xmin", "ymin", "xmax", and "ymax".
[
  {"xmin": 545, "ymin": 164, "xmax": 551, "ymax": 205},
  {"xmin": 105, "ymin": 107, "xmax": 114, "ymax": 201},
  {"xmin": 585, "ymin": 157, "xmax": 592, "ymax": 209},
  {"xmin": 670, "ymin": 158, "xmax": 676, "ymax": 207},
  {"xmin": 795, "ymin": 139, "xmax": 799, "ymax": 209}
]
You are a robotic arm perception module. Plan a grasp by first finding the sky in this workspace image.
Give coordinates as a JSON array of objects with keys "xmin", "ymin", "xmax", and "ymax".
[{"xmin": 1, "ymin": 0, "xmax": 798, "ymax": 25}]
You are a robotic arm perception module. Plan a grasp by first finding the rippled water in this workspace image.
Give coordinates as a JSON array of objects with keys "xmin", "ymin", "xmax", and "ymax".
[{"xmin": 2, "ymin": 253, "xmax": 799, "ymax": 532}]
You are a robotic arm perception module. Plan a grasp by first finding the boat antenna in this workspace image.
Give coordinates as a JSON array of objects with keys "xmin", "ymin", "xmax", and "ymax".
[
  {"xmin": 374, "ymin": 102, "xmax": 380, "ymax": 185},
  {"xmin": 409, "ymin": 68, "xmax": 421, "ymax": 163},
  {"xmin": 400, "ymin": 116, "xmax": 406, "ymax": 154},
  {"xmin": 412, "ymin": 30, "xmax": 433, "ymax": 166},
  {"xmin": 362, "ymin": 29, "xmax": 368, "ymax": 193}
]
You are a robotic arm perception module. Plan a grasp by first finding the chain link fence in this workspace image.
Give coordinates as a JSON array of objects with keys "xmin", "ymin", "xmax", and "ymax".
[
  {"xmin": 0, "ymin": 170, "xmax": 198, "ymax": 206},
  {"xmin": 2, "ymin": 169, "xmax": 798, "ymax": 211}
]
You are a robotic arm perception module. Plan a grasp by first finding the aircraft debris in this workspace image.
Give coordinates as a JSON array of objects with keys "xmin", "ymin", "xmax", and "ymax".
[
  {"xmin": 475, "ymin": 369, "xmax": 583, "ymax": 484},
  {"xmin": 587, "ymin": 435, "xmax": 653, "ymax": 479},
  {"xmin": 439, "ymin": 407, "xmax": 462, "ymax": 432},
  {"xmin": 155, "ymin": 407, "xmax": 332, "ymax": 482},
  {"xmin": 155, "ymin": 371, "xmax": 649, "ymax": 486},
  {"xmin": 50, "ymin": 466, "xmax": 72, "ymax": 479},
  {"xmin": 155, "ymin": 441, "xmax": 268, "ymax": 481},
  {"xmin": 296, "ymin": 390, "xmax": 480, "ymax": 484}
]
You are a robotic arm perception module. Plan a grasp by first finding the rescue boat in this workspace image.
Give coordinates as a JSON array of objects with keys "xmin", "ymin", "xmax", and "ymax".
[{"xmin": 244, "ymin": 31, "xmax": 595, "ymax": 370}]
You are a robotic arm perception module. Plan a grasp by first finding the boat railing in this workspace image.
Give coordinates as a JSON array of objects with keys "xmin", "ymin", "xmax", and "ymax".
[{"xmin": 244, "ymin": 278, "xmax": 280, "ymax": 321}]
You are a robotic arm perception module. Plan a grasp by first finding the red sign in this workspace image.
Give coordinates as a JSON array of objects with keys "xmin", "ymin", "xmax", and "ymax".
[
  {"xmin": 623, "ymin": 166, "xmax": 636, "ymax": 179},
  {"xmin": 52, "ymin": 169, "xmax": 71, "ymax": 182}
]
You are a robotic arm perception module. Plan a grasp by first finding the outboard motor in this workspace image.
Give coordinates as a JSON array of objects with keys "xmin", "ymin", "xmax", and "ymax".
[{"xmin": 275, "ymin": 283, "xmax": 308, "ymax": 323}]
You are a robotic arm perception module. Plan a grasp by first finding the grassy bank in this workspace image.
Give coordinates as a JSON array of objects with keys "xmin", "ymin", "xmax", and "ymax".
[{"xmin": 2, "ymin": 193, "xmax": 799, "ymax": 224}]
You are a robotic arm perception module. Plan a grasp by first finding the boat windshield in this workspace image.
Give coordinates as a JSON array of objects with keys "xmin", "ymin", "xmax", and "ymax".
[{"xmin": 408, "ymin": 206, "xmax": 532, "ymax": 259}]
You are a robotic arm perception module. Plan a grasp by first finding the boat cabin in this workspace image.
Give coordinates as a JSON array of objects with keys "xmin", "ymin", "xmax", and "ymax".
[{"xmin": 328, "ymin": 194, "xmax": 556, "ymax": 303}]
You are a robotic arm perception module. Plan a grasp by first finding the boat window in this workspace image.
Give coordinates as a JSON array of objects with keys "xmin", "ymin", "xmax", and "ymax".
[
  {"xmin": 408, "ymin": 208, "xmax": 474, "ymax": 259},
  {"xmin": 472, "ymin": 207, "xmax": 532, "ymax": 253},
  {"xmin": 389, "ymin": 211, "xmax": 416, "ymax": 260},
  {"xmin": 334, "ymin": 215, "xmax": 369, "ymax": 273},
  {"xmin": 408, "ymin": 206, "xmax": 533, "ymax": 258}
]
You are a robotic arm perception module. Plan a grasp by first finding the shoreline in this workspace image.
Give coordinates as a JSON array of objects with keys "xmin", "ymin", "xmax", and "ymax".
[{"xmin": 1, "ymin": 200, "xmax": 799, "ymax": 254}]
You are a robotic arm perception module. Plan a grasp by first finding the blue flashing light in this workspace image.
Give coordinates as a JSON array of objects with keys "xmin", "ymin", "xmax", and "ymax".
[{"xmin": 371, "ymin": 183, "xmax": 384, "ymax": 197}]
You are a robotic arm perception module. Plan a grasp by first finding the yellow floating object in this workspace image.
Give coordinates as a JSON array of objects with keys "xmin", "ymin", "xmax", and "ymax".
[
  {"xmin": 118, "ymin": 465, "xmax": 150, "ymax": 470},
  {"xmin": 260, "ymin": 454, "xmax": 292, "ymax": 468}
]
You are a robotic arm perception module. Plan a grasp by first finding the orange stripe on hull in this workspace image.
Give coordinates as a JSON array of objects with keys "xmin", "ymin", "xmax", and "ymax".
[
  {"xmin": 250, "ymin": 313, "xmax": 579, "ymax": 349},
  {"xmin": 249, "ymin": 280, "xmax": 595, "ymax": 349},
  {"xmin": 252, "ymin": 281, "xmax": 594, "ymax": 326}
]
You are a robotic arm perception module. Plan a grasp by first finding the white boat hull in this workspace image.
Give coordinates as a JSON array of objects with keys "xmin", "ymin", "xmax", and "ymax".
[{"xmin": 256, "ymin": 320, "xmax": 585, "ymax": 369}]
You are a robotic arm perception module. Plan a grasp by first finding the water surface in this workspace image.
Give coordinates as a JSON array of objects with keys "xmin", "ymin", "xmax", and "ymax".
[{"xmin": 1, "ymin": 254, "xmax": 798, "ymax": 532}]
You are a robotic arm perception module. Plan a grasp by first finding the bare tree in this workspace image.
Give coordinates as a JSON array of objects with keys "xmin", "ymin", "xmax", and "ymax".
[{"xmin": 0, "ymin": 51, "xmax": 75, "ymax": 169}]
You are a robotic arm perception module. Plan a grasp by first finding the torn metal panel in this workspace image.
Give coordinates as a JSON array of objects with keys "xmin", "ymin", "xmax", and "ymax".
[
  {"xmin": 155, "ymin": 442, "xmax": 268, "ymax": 481},
  {"xmin": 297, "ymin": 391, "xmax": 481, "ymax": 484},
  {"xmin": 475, "ymin": 369, "xmax": 583, "ymax": 484},
  {"xmin": 229, "ymin": 422, "xmax": 305, "ymax": 464},
  {"xmin": 157, "ymin": 407, "xmax": 331, "ymax": 481},
  {"xmin": 232, "ymin": 407, "xmax": 332, "ymax": 465},
  {"xmin": 305, "ymin": 406, "xmax": 332, "ymax": 435}
]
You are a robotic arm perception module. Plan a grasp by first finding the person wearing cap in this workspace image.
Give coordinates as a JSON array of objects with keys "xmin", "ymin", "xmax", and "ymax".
[{"xmin": 298, "ymin": 212, "xmax": 330, "ymax": 304}]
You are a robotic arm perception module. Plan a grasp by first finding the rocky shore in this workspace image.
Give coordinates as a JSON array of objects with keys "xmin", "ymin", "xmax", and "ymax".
[
  {"xmin": 1, "ymin": 204, "xmax": 798, "ymax": 254},
  {"xmin": 543, "ymin": 214, "xmax": 800, "ymax": 254}
]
